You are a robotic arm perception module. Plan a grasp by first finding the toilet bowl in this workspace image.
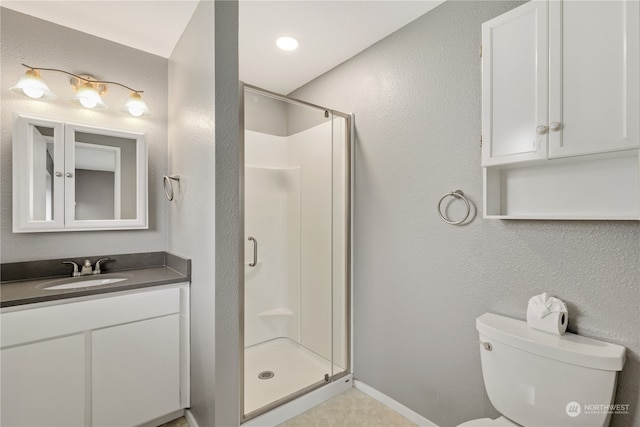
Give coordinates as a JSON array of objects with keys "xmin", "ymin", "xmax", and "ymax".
[
  {"xmin": 458, "ymin": 416, "xmax": 519, "ymax": 426},
  {"xmin": 459, "ymin": 313, "xmax": 626, "ymax": 427}
]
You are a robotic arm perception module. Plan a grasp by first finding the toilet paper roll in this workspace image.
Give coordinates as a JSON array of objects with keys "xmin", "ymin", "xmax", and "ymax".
[{"xmin": 526, "ymin": 311, "xmax": 568, "ymax": 335}]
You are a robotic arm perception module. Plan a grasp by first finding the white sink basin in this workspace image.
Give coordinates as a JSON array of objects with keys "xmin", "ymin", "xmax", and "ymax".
[{"xmin": 42, "ymin": 277, "xmax": 128, "ymax": 290}]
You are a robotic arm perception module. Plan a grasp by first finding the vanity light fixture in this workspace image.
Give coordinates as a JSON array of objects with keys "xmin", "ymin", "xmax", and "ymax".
[
  {"xmin": 10, "ymin": 68, "xmax": 57, "ymax": 99},
  {"xmin": 10, "ymin": 64, "xmax": 151, "ymax": 117},
  {"xmin": 276, "ymin": 36, "xmax": 299, "ymax": 51},
  {"xmin": 122, "ymin": 91, "xmax": 150, "ymax": 117},
  {"xmin": 70, "ymin": 77, "xmax": 108, "ymax": 110}
]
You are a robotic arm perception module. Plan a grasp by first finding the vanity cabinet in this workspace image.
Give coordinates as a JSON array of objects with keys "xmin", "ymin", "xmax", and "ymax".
[
  {"xmin": 1, "ymin": 334, "xmax": 86, "ymax": 427},
  {"xmin": 482, "ymin": 0, "xmax": 640, "ymax": 219},
  {"xmin": 12, "ymin": 114, "xmax": 148, "ymax": 232},
  {"xmin": 0, "ymin": 284, "xmax": 189, "ymax": 427},
  {"xmin": 92, "ymin": 315, "xmax": 180, "ymax": 427}
]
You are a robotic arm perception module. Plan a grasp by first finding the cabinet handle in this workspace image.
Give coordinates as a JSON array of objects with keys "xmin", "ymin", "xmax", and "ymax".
[
  {"xmin": 535, "ymin": 125, "xmax": 548, "ymax": 135},
  {"xmin": 66, "ymin": 172, "xmax": 73, "ymax": 178},
  {"xmin": 55, "ymin": 172, "xmax": 63, "ymax": 177},
  {"xmin": 549, "ymin": 121, "xmax": 562, "ymax": 131}
]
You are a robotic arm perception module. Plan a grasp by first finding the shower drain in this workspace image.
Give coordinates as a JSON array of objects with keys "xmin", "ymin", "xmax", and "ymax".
[{"xmin": 258, "ymin": 371, "xmax": 275, "ymax": 380}]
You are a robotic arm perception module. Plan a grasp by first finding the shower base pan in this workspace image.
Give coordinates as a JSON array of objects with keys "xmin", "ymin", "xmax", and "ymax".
[{"xmin": 244, "ymin": 337, "xmax": 343, "ymax": 415}]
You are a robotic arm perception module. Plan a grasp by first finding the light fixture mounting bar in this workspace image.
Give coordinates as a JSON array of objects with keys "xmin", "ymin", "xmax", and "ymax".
[{"xmin": 21, "ymin": 63, "xmax": 144, "ymax": 93}]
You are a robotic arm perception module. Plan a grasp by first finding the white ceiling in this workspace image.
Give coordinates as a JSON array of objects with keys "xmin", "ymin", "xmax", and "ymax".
[
  {"xmin": 1, "ymin": 0, "xmax": 443, "ymax": 94},
  {"xmin": 0, "ymin": 1, "xmax": 200, "ymax": 58},
  {"xmin": 240, "ymin": 1, "xmax": 443, "ymax": 93}
]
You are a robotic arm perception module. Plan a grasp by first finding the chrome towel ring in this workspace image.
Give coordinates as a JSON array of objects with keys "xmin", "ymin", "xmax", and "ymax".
[
  {"xmin": 438, "ymin": 190, "xmax": 471, "ymax": 225},
  {"xmin": 163, "ymin": 175, "xmax": 181, "ymax": 201}
]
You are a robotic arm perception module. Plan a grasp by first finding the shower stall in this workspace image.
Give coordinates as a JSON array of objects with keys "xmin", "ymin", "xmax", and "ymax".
[{"xmin": 241, "ymin": 84, "xmax": 351, "ymax": 420}]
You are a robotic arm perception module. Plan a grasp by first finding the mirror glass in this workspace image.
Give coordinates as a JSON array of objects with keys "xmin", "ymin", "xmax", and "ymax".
[
  {"xmin": 31, "ymin": 125, "xmax": 56, "ymax": 221},
  {"xmin": 73, "ymin": 131, "xmax": 137, "ymax": 221}
]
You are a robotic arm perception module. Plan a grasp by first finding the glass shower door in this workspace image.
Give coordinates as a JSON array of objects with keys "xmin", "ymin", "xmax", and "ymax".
[{"xmin": 242, "ymin": 86, "xmax": 349, "ymax": 419}]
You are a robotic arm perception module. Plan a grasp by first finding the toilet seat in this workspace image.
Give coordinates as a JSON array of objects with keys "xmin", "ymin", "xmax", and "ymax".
[{"xmin": 458, "ymin": 416, "xmax": 521, "ymax": 427}]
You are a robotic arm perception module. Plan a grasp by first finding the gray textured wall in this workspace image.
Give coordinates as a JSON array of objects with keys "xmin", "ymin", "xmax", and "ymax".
[
  {"xmin": 1, "ymin": 8, "xmax": 168, "ymax": 262},
  {"xmin": 214, "ymin": 1, "xmax": 241, "ymax": 425},
  {"xmin": 292, "ymin": 2, "xmax": 640, "ymax": 426},
  {"xmin": 168, "ymin": 1, "xmax": 240, "ymax": 426},
  {"xmin": 168, "ymin": 1, "xmax": 216, "ymax": 426}
]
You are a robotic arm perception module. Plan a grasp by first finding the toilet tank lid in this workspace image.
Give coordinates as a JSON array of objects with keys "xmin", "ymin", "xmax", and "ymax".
[{"xmin": 476, "ymin": 313, "xmax": 626, "ymax": 371}]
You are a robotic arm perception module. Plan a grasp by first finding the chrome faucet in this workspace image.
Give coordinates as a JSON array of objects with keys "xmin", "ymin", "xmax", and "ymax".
[
  {"xmin": 62, "ymin": 257, "xmax": 112, "ymax": 277},
  {"xmin": 62, "ymin": 261, "xmax": 81, "ymax": 277},
  {"xmin": 93, "ymin": 258, "xmax": 111, "ymax": 274}
]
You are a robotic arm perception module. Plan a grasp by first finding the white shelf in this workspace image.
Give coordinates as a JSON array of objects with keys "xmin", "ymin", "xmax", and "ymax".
[
  {"xmin": 484, "ymin": 214, "xmax": 640, "ymax": 221},
  {"xmin": 484, "ymin": 150, "xmax": 640, "ymax": 220},
  {"xmin": 245, "ymin": 165, "xmax": 301, "ymax": 171}
]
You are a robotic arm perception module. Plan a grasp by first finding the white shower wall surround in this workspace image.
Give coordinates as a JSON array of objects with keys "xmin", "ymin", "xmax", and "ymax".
[
  {"xmin": 244, "ymin": 162, "xmax": 301, "ymax": 346},
  {"xmin": 244, "ymin": 122, "xmax": 346, "ymax": 369}
]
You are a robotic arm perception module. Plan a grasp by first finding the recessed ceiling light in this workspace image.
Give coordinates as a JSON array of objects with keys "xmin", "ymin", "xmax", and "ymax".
[{"xmin": 276, "ymin": 36, "xmax": 299, "ymax": 51}]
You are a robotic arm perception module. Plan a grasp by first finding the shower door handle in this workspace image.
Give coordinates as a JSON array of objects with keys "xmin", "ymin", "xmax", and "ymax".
[{"xmin": 248, "ymin": 237, "xmax": 257, "ymax": 267}]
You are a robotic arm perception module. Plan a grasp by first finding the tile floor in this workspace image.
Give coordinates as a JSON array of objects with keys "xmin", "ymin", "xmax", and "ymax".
[
  {"xmin": 277, "ymin": 388, "xmax": 417, "ymax": 427},
  {"xmin": 163, "ymin": 388, "xmax": 417, "ymax": 427},
  {"xmin": 159, "ymin": 417, "xmax": 189, "ymax": 427}
]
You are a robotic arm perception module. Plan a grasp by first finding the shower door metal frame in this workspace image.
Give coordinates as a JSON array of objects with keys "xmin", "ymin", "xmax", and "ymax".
[{"xmin": 239, "ymin": 82, "xmax": 353, "ymax": 423}]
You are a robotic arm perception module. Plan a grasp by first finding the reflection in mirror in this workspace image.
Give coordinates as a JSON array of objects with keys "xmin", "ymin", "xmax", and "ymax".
[
  {"xmin": 31, "ymin": 125, "xmax": 55, "ymax": 221},
  {"xmin": 73, "ymin": 132, "xmax": 137, "ymax": 221}
]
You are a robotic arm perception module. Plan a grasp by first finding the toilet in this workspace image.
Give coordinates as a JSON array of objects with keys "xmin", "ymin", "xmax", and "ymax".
[{"xmin": 459, "ymin": 313, "xmax": 626, "ymax": 427}]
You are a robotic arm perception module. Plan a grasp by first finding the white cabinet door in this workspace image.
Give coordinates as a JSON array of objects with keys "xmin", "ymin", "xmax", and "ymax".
[
  {"xmin": 12, "ymin": 115, "xmax": 65, "ymax": 231},
  {"xmin": 482, "ymin": 0, "xmax": 549, "ymax": 166},
  {"xmin": 1, "ymin": 334, "xmax": 86, "ymax": 427},
  {"xmin": 548, "ymin": 0, "xmax": 640, "ymax": 158},
  {"xmin": 92, "ymin": 315, "xmax": 181, "ymax": 427}
]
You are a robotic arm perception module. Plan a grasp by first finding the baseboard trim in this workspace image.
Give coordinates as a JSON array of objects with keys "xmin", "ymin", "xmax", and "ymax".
[
  {"xmin": 184, "ymin": 409, "xmax": 199, "ymax": 427},
  {"xmin": 354, "ymin": 380, "xmax": 440, "ymax": 427},
  {"xmin": 242, "ymin": 374, "xmax": 354, "ymax": 426}
]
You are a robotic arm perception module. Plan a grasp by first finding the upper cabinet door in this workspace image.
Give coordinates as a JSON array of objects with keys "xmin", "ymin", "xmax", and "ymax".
[
  {"xmin": 12, "ymin": 115, "xmax": 65, "ymax": 231},
  {"xmin": 482, "ymin": 1, "xmax": 549, "ymax": 166},
  {"xmin": 64, "ymin": 123, "xmax": 148, "ymax": 231},
  {"xmin": 548, "ymin": 0, "xmax": 640, "ymax": 158}
]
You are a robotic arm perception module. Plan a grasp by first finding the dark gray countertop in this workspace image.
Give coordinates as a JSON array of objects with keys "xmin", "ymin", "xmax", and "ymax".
[{"xmin": 1, "ymin": 252, "xmax": 190, "ymax": 308}]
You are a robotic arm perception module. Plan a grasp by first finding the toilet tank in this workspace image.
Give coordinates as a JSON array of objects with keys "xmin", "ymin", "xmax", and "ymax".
[{"xmin": 477, "ymin": 313, "xmax": 626, "ymax": 427}]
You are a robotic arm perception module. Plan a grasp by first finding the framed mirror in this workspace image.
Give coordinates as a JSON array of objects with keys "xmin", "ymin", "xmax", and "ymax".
[{"xmin": 12, "ymin": 114, "xmax": 148, "ymax": 232}]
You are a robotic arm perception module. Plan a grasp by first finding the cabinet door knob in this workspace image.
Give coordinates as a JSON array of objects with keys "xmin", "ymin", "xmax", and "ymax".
[
  {"xmin": 66, "ymin": 172, "xmax": 73, "ymax": 178},
  {"xmin": 55, "ymin": 172, "xmax": 63, "ymax": 177},
  {"xmin": 549, "ymin": 121, "xmax": 562, "ymax": 131},
  {"xmin": 535, "ymin": 125, "xmax": 548, "ymax": 135}
]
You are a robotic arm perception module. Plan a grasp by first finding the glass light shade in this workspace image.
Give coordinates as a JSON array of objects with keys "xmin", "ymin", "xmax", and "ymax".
[
  {"xmin": 72, "ymin": 83, "xmax": 107, "ymax": 109},
  {"xmin": 276, "ymin": 36, "xmax": 299, "ymax": 51},
  {"xmin": 10, "ymin": 69, "xmax": 57, "ymax": 99},
  {"xmin": 123, "ymin": 92, "xmax": 151, "ymax": 117}
]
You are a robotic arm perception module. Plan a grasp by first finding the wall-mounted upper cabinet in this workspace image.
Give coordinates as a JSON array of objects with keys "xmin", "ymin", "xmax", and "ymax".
[
  {"xmin": 13, "ymin": 114, "xmax": 148, "ymax": 232},
  {"xmin": 482, "ymin": 1, "xmax": 640, "ymax": 220},
  {"xmin": 482, "ymin": 0, "xmax": 640, "ymax": 166},
  {"xmin": 548, "ymin": 0, "xmax": 639, "ymax": 158},
  {"xmin": 481, "ymin": 0, "xmax": 549, "ymax": 166}
]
